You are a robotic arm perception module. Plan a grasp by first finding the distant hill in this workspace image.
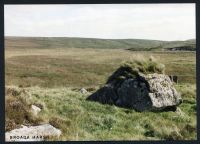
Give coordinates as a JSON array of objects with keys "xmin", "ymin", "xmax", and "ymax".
[
  {"xmin": 160, "ymin": 39, "xmax": 196, "ymax": 51},
  {"xmin": 5, "ymin": 36, "xmax": 196, "ymax": 51}
]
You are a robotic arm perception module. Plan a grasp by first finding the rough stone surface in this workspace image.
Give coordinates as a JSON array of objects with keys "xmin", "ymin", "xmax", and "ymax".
[
  {"xmin": 143, "ymin": 73, "xmax": 182, "ymax": 111},
  {"xmin": 86, "ymin": 66, "xmax": 182, "ymax": 112},
  {"xmin": 31, "ymin": 105, "xmax": 41, "ymax": 116},
  {"xmin": 5, "ymin": 124, "xmax": 62, "ymax": 141}
]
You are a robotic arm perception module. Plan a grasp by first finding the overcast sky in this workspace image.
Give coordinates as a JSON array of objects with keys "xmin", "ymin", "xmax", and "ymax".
[{"xmin": 5, "ymin": 4, "xmax": 195, "ymax": 41}]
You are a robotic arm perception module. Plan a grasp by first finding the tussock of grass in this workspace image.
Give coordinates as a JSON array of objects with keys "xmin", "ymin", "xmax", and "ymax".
[
  {"xmin": 5, "ymin": 86, "xmax": 45, "ymax": 131},
  {"xmin": 105, "ymin": 56, "xmax": 166, "ymax": 85},
  {"xmin": 121, "ymin": 56, "xmax": 165, "ymax": 74},
  {"xmin": 5, "ymin": 93, "xmax": 30, "ymax": 129}
]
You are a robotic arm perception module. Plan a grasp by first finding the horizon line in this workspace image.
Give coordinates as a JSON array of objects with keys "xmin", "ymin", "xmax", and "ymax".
[{"xmin": 4, "ymin": 35, "xmax": 196, "ymax": 42}]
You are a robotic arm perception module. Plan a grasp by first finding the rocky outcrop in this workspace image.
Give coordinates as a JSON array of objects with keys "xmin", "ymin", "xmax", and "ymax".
[
  {"xmin": 5, "ymin": 124, "xmax": 62, "ymax": 141},
  {"xmin": 86, "ymin": 66, "xmax": 182, "ymax": 112}
]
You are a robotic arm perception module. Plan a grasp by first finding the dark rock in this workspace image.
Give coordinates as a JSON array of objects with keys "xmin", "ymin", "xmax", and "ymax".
[
  {"xmin": 86, "ymin": 66, "xmax": 182, "ymax": 112},
  {"xmin": 86, "ymin": 84, "xmax": 117, "ymax": 105},
  {"xmin": 169, "ymin": 75, "xmax": 178, "ymax": 84}
]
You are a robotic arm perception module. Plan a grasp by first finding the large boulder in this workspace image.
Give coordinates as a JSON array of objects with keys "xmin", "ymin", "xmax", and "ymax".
[{"xmin": 86, "ymin": 66, "xmax": 182, "ymax": 112}]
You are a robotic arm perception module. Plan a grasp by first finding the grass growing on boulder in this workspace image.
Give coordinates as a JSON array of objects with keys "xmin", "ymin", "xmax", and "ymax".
[
  {"xmin": 106, "ymin": 56, "xmax": 166, "ymax": 85},
  {"xmin": 121, "ymin": 56, "xmax": 165, "ymax": 74}
]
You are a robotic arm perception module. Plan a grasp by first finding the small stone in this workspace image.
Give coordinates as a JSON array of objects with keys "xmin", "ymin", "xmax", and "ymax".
[
  {"xmin": 31, "ymin": 105, "xmax": 41, "ymax": 116},
  {"xmin": 80, "ymin": 88, "xmax": 87, "ymax": 94}
]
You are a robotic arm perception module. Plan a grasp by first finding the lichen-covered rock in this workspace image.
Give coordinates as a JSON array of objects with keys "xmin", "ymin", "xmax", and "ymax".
[
  {"xmin": 142, "ymin": 73, "xmax": 182, "ymax": 111},
  {"xmin": 86, "ymin": 66, "xmax": 182, "ymax": 112}
]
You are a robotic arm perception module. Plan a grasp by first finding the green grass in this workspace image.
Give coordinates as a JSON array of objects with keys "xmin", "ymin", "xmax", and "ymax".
[
  {"xmin": 121, "ymin": 57, "xmax": 165, "ymax": 74},
  {"xmin": 6, "ymin": 84, "xmax": 196, "ymax": 140}
]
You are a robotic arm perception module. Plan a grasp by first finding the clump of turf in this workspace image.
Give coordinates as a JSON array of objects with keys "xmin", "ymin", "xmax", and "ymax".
[
  {"xmin": 121, "ymin": 56, "xmax": 165, "ymax": 74},
  {"xmin": 106, "ymin": 56, "xmax": 165, "ymax": 85},
  {"xmin": 5, "ymin": 86, "xmax": 45, "ymax": 131}
]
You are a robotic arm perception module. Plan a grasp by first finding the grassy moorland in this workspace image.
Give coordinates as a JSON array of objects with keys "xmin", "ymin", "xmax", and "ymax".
[
  {"xmin": 5, "ymin": 48, "xmax": 196, "ymax": 87},
  {"xmin": 5, "ymin": 36, "xmax": 196, "ymax": 50},
  {"xmin": 5, "ymin": 37, "xmax": 196, "ymax": 140}
]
